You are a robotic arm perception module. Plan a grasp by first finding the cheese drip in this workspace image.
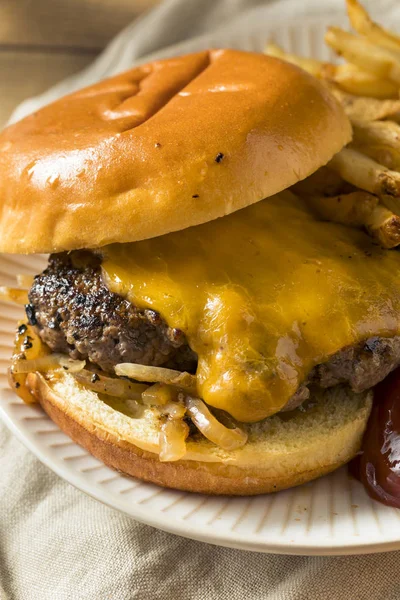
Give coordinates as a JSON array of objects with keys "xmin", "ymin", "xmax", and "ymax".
[{"xmin": 101, "ymin": 191, "xmax": 400, "ymax": 422}]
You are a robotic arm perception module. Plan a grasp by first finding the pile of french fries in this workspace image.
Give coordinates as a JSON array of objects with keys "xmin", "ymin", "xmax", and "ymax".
[{"xmin": 265, "ymin": 0, "xmax": 400, "ymax": 248}]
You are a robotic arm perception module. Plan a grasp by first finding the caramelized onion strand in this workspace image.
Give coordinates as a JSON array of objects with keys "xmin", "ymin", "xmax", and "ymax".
[
  {"xmin": 185, "ymin": 396, "xmax": 248, "ymax": 451},
  {"xmin": 159, "ymin": 419, "xmax": 189, "ymax": 462},
  {"xmin": 73, "ymin": 369, "xmax": 148, "ymax": 399},
  {"xmin": 12, "ymin": 354, "xmax": 86, "ymax": 374},
  {"xmin": 115, "ymin": 362, "xmax": 196, "ymax": 391}
]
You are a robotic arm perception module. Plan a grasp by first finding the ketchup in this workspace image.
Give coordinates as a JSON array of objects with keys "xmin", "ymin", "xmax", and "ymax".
[{"xmin": 351, "ymin": 367, "xmax": 400, "ymax": 508}]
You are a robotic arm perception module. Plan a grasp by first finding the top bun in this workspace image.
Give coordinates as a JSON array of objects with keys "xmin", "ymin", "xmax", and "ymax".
[{"xmin": 0, "ymin": 49, "xmax": 351, "ymax": 254}]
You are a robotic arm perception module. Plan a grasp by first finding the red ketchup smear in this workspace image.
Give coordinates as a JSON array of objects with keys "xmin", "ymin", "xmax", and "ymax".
[{"xmin": 350, "ymin": 367, "xmax": 400, "ymax": 507}]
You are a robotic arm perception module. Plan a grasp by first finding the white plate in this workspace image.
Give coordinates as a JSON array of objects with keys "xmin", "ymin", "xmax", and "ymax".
[{"xmin": 3, "ymin": 15, "xmax": 400, "ymax": 556}]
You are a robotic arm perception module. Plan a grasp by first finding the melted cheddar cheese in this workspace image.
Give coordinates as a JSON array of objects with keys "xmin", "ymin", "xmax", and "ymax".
[{"xmin": 101, "ymin": 191, "xmax": 400, "ymax": 422}]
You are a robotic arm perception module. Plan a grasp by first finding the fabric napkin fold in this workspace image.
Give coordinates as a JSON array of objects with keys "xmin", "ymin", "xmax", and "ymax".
[{"xmin": 2, "ymin": 0, "xmax": 400, "ymax": 598}]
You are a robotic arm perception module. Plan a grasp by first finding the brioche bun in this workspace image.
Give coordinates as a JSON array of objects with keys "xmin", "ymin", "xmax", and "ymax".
[
  {"xmin": 0, "ymin": 49, "xmax": 351, "ymax": 254},
  {"xmin": 26, "ymin": 372, "xmax": 371, "ymax": 495}
]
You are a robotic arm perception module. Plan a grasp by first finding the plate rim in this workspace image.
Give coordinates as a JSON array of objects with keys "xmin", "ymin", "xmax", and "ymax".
[{"xmin": 2, "ymin": 390, "xmax": 400, "ymax": 556}]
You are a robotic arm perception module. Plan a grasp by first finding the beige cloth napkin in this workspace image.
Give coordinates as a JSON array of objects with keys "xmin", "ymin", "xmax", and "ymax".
[{"xmin": 3, "ymin": 1, "xmax": 400, "ymax": 598}]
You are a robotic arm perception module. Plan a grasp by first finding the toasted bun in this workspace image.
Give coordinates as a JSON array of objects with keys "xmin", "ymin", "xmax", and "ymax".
[
  {"xmin": 0, "ymin": 50, "xmax": 351, "ymax": 254},
  {"xmin": 26, "ymin": 372, "xmax": 371, "ymax": 495}
]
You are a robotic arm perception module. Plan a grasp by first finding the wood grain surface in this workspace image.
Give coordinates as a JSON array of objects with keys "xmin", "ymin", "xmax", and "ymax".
[{"xmin": 0, "ymin": 0, "xmax": 159, "ymax": 128}]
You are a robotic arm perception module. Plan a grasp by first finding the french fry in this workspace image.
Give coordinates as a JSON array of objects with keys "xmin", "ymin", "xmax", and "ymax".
[
  {"xmin": 264, "ymin": 43, "xmax": 399, "ymax": 98},
  {"xmin": 351, "ymin": 143, "xmax": 400, "ymax": 171},
  {"xmin": 325, "ymin": 27, "xmax": 400, "ymax": 83},
  {"xmin": 292, "ymin": 166, "xmax": 348, "ymax": 198},
  {"xmin": 352, "ymin": 120, "xmax": 400, "ymax": 149},
  {"xmin": 264, "ymin": 43, "xmax": 324, "ymax": 76},
  {"xmin": 329, "ymin": 87, "xmax": 400, "ymax": 120},
  {"xmin": 264, "ymin": 1, "xmax": 400, "ymax": 244},
  {"xmin": 366, "ymin": 204, "xmax": 400, "ymax": 247},
  {"xmin": 380, "ymin": 194, "xmax": 400, "ymax": 217},
  {"xmin": 346, "ymin": 0, "xmax": 400, "ymax": 53},
  {"xmin": 306, "ymin": 190, "xmax": 378, "ymax": 225},
  {"xmin": 349, "ymin": 120, "xmax": 400, "ymax": 169},
  {"xmin": 306, "ymin": 191, "xmax": 400, "ymax": 248},
  {"xmin": 265, "ymin": 0, "xmax": 400, "ymax": 243},
  {"xmin": 328, "ymin": 148, "xmax": 400, "ymax": 197},
  {"xmin": 322, "ymin": 63, "xmax": 398, "ymax": 98}
]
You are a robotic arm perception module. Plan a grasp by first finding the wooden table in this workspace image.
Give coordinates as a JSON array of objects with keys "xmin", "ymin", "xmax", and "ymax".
[{"xmin": 0, "ymin": 0, "xmax": 159, "ymax": 129}]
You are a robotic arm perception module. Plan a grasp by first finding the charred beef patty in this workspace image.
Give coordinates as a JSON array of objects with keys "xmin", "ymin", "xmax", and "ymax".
[
  {"xmin": 27, "ymin": 252, "xmax": 400, "ymax": 409},
  {"xmin": 287, "ymin": 336, "xmax": 400, "ymax": 410},
  {"xmin": 27, "ymin": 252, "xmax": 196, "ymax": 374}
]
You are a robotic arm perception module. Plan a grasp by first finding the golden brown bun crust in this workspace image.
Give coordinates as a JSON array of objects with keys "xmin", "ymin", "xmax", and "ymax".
[
  {"xmin": 0, "ymin": 50, "xmax": 351, "ymax": 254},
  {"xmin": 26, "ymin": 372, "xmax": 370, "ymax": 496}
]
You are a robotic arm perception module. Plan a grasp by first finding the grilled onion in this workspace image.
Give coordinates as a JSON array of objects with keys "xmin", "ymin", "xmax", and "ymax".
[
  {"xmin": 185, "ymin": 396, "xmax": 248, "ymax": 450},
  {"xmin": 115, "ymin": 363, "xmax": 196, "ymax": 391},
  {"xmin": 159, "ymin": 418, "xmax": 189, "ymax": 462},
  {"xmin": 73, "ymin": 369, "xmax": 148, "ymax": 399},
  {"xmin": 162, "ymin": 402, "xmax": 186, "ymax": 420},
  {"xmin": 141, "ymin": 383, "xmax": 179, "ymax": 406},
  {"xmin": 12, "ymin": 354, "xmax": 85, "ymax": 374}
]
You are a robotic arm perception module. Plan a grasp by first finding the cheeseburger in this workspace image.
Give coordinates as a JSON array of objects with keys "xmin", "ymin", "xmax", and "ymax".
[{"xmin": 3, "ymin": 49, "xmax": 400, "ymax": 496}]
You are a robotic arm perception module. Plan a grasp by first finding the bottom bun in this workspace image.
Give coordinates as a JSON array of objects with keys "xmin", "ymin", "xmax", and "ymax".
[{"xmin": 26, "ymin": 372, "xmax": 372, "ymax": 496}]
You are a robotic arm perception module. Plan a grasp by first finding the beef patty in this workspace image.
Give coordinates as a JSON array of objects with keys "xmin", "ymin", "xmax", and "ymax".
[
  {"xmin": 27, "ymin": 252, "xmax": 196, "ymax": 374},
  {"xmin": 27, "ymin": 252, "xmax": 400, "ymax": 410},
  {"xmin": 286, "ymin": 336, "xmax": 400, "ymax": 411}
]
